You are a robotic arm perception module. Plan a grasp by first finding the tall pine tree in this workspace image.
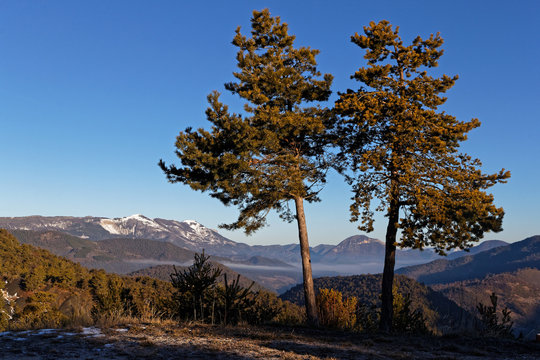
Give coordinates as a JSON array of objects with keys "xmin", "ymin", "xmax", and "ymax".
[
  {"xmin": 335, "ymin": 21, "xmax": 510, "ymax": 332},
  {"xmin": 159, "ymin": 9, "xmax": 333, "ymax": 324}
]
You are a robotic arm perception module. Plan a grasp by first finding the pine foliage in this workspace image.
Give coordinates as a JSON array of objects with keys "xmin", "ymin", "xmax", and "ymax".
[
  {"xmin": 219, "ymin": 273, "xmax": 254, "ymax": 325},
  {"xmin": 476, "ymin": 292, "xmax": 514, "ymax": 338},
  {"xmin": 335, "ymin": 20, "xmax": 509, "ymax": 252},
  {"xmin": 159, "ymin": 8, "xmax": 333, "ymax": 233},
  {"xmin": 169, "ymin": 250, "xmax": 222, "ymax": 322},
  {"xmin": 159, "ymin": 8, "xmax": 333, "ymax": 324}
]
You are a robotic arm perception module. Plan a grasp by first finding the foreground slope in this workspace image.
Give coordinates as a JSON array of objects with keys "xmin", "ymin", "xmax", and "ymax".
[{"xmin": 1, "ymin": 322, "xmax": 539, "ymax": 360}]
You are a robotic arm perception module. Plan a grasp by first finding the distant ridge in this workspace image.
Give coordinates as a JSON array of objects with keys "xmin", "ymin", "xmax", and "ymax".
[
  {"xmin": 10, "ymin": 229, "xmax": 200, "ymax": 274},
  {"xmin": 446, "ymin": 240, "xmax": 508, "ymax": 259},
  {"xmin": 0, "ymin": 215, "xmax": 251, "ymax": 256},
  {"xmin": 432, "ymin": 268, "xmax": 540, "ymax": 336},
  {"xmin": 396, "ymin": 235, "xmax": 540, "ymax": 284},
  {"xmin": 1, "ymin": 215, "xmax": 516, "ymax": 276}
]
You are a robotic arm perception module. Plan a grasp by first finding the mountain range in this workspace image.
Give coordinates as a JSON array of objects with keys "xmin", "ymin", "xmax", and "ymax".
[
  {"xmin": 0, "ymin": 214, "xmax": 518, "ymax": 292},
  {"xmin": 3, "ymin": 215, "xmax": 539, "ymax": 337},
  {"xmin": 0, "ymin": 215, "xmax": 242, "ymax": 255},
  {"xmin": 396, "ymin": 235, "xmax": 540, "ymax": 284},
  {"xmin": 0, "ymin": 215, "xmax": 507, "ymax": 267}
]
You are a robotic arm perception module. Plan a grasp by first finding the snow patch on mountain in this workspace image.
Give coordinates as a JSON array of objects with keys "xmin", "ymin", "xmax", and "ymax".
[
  {"xmin": 181, "ymin": 220, "xmax": 219, "ymax": 241},
  {"xmin": 0, "ymin": 214, "xmax": 248, "ymax": 256},
  {"xmin": 125, "ymin": 214, "xmax": 149, "ymax": 221},
  {"xmin": 99, "ymin": 219, "xmax": 127, "ymax": 235},
  {"xmin": 99, "ymin": 215, "xmax": 168, "ymax": 236},
  {"xmin": 93, "ymin": 215, "xmax": 239, "ymax": 251}
]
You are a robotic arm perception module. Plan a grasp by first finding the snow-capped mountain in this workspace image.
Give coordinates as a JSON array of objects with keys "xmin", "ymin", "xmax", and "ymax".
[
  {"xmin": 0, "ymin": 215, "xmax": 507, "ymax": 268},
  {"xmin": 0, "ymin": 214, "xmax": 248, "ymax": 255},
  {"xmin": 97, "ymin": 214, "xmax": 240, "ymax": 250}
]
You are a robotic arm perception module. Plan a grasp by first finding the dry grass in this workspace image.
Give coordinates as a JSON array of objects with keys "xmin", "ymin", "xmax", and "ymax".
[{"xmin": 2, "ymin": 318, "xmax": 539, "ymax": 359}]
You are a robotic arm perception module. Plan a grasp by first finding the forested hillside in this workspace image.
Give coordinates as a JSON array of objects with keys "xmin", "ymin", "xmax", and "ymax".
[
  {"xmin": 11, "ymin": 229, "xmax": 205, "ymax": 274},
  {"xmin": 280, "ymin": 274, "xmax": 471, "ymax": 333},
  {"xmin": 10, "ymin": 229, "xmax": 300, "ymax": 292},
  {"xmin": 0, "ymin": 229, "xmax": 173, "ymax": 330},
  {"xmin": 1, "ymin": 229, "xmax": 305, "ymax": 331},
  {"xmin": 432, "ymin": 268, "xmax": 540, "ymax": 337}
]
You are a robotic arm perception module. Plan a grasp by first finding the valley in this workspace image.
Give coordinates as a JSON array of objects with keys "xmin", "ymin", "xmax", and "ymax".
[
  {"xmin": 1, "ymin": 215, "xmax": 539, "ymax": 338},
  {"xmin": 0, "ymin": 215, "xmax": 510, "ymax": 293}
]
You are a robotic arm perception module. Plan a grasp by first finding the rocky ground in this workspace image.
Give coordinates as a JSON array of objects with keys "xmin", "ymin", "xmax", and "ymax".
[{"xmin": 0, "ymin": 323, "xmax": 538, "ymax": 359}]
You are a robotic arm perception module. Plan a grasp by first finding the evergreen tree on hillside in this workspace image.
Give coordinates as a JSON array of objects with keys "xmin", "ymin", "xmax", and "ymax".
[
  {"xmin": 169, "ymin": 251, "xmax": 222, "ymax": 321},
  {"xmin": 335, "ymin": 21, "xmax": 509, "ymax": 332},
  {"xmin": 160, "ymin": 9, "xmax": 333, "ymax": 324}
]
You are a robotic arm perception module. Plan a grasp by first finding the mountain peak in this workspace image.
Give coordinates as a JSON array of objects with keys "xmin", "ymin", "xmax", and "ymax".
[
  {"xmin": 99, "ymin": 214, "xmax": 170, "ymax": 236},
  {"xmin": 337, "ymin": 235, "xmax": 384, "ymax": 248},
  {"xmin": 125, "ymin": 214, "xmax": 150, "ymax": 221},
  {"xmin": 181, "ymin": 219, "xmax": 207, "ymax": 233}
]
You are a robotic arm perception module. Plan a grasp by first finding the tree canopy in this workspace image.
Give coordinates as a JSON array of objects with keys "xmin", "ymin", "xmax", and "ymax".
[
  {"xmin": 160, "ymin": 10, "xmax": 333, "ymax": 233},
  {"xmin": 335, "ymin": 20, "xmax": 510, "ymax": 331}
]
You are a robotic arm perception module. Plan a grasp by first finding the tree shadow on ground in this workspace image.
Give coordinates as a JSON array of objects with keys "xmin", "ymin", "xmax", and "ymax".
[{"xmin": 262, "ymin": 339, "xmax": 372, "ymax": 359}]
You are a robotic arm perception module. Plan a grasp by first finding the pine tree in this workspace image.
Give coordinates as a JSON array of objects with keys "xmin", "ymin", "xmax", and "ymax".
[
  {"xmin": 159, "ymin": 9, "xmax": 333, "ymax": 324},
  {"xmin": 335, "ymin": 20, "xmax": 510, "ymax": 332},
  {"xmin": 169, "ymin": 251, "xmax": 222, "ymax": 321}
]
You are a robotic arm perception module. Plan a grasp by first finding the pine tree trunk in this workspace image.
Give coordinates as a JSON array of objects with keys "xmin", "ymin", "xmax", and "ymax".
[
  {"xmin": 294, "ymin": 196, "xmax": 318, "ymax": 325},
  {"xmin": 193, "ymin": 294, "xmax": 197, "ymax": 321},
  {"xmin": 380, "ymin": 194, "xmax": 400, "ymax": 333}
]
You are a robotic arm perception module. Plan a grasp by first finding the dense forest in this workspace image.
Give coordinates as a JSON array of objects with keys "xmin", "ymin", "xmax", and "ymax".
[
  {"xmin": 280, "ymin": 274, "xmax": 472, "ymax": 334},
  {"xmin": 0, "ymin": 229, "xmax": 304, "ymax": 330},
  {"xmin": 0, "ymin": 229, "xmax": 172, "ymax": 330}
]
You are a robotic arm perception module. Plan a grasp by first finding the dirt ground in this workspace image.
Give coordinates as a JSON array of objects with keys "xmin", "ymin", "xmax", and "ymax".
[{"xmin": 0, "ymin": 323, "xmax": 538, "ymax": 359}]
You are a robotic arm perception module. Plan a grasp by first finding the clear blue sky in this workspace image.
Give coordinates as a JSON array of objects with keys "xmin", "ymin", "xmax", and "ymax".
[{"xmin": 1, "ymin": 1, "xmax": 538, "ymax": 245}]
